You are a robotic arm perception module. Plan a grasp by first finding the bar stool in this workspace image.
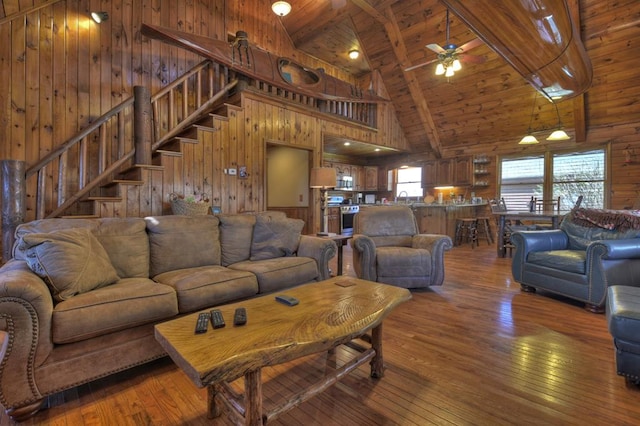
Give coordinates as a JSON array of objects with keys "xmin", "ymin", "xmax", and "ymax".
[
  {"xmin": 475, "ymin": 216, "xmax": 494, "ymax": 245},
  {"xmin": 454, "ymin": 218, "xmax": 478, "ymax": 248}
]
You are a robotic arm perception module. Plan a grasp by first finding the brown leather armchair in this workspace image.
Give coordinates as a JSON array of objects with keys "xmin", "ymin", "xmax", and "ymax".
[{"xmin": 350, "ymin": 205, "xmax": 453, "ymax": 289}]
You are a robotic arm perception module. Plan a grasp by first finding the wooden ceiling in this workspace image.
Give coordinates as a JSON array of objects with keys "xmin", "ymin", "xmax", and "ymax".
[
  {"xmin": 277, "ymin": 0, "xmax": 640, "ymax": 158},
  {"xmin": 2, "ymin": 0, "xmax": 638, "ymax": 160}
]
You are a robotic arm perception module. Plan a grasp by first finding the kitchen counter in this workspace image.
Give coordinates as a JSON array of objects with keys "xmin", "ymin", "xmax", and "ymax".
[{"xmin": 411, "ymin": 203, "xmax": 491, "ymax": 240}]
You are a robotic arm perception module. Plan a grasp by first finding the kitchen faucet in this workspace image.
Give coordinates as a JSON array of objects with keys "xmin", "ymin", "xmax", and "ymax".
[{"xmin": 396, "ymin": 190, "xmax": 409, "ymax": 204}]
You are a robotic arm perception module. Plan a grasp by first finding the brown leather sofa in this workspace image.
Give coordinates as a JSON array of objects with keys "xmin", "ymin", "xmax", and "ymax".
[{"xmin": 0, "ymin": 212, "xmax": 336, "ymax": 421}]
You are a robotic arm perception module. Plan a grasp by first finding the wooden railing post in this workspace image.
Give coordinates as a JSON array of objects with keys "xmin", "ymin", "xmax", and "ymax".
[
  {"xmin": 1, "ymin": 160, "xmax": 26, "ymax": 262},
  {"xmin": 134, "ymin": 86, "xmax": 153, "ymax": 165}
]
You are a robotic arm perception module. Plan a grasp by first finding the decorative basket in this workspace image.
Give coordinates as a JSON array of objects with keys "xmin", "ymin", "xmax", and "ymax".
[{"xmin": 170, "ymin": 193, "xmax": 210, "ymax": 216}]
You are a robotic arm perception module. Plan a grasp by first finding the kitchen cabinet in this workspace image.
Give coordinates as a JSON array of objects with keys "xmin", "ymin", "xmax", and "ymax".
[
  {"xmin": 364, "ymin": 166, "xmax": 378, "ymax": 191},
  {"xmin": 422, "ymin": 161, "xmax": 437, "ymax": 187},
  {"xmin": 378, "ymin": 165, "xmax": 392, "ymax": 191},
  {"xmin": 437, "ymin": 160, "xmax": 453, "ymax": 185},
  {"xmin": 453, "ymin": 156, "xmax": 472, "ymax": 185},
  {"xmin": 352, "ymin": 165, "xmax": 364, "ymax": 191},
  {"xmin": 414, "ymin": 206, "xmax": 447, "ymax": 235},
  {"xmin": 327, "ymin": 206, "xmax": 340, "ymax": 234}
]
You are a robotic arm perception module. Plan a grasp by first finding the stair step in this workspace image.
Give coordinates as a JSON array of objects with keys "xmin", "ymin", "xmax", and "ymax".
[
  {"xmin": 103, "ymin": 179, "xmax": 145, "ymax": 187},
  {"xmin": 59, "ymin": 214, "xmax": 100, "ymax": 219},
  {"xmin": 193, "ymin": 124, "xmax": 217, "ymax": 132},
  {"xmin": 85, "ymin": 196, "xmax": 123, "ymax": 203},
  {"xmin": 174, "ymin": 136, "xmax": 199, "ymax": 144},
  {"xmin": 209, "ymin": 112, "xmax": 229, "ymax": 121},
  {"xmin": 156, "ymin": 149, "xmax": 183, "ymax": 158}
]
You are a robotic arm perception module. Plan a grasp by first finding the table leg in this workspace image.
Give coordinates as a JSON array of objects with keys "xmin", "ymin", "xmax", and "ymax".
[
  {"xmin": 370, "ymin": 323, "xmax": 384, "ymax": 378},
  {"xmin": 497, "ymin": 216, "xmax": 506, "ymax": 257},
  {"xmin": 336, "ymin": 242, "xmax": 344, "ymax": 276},
  {"xmin": 207, "ymin": 385, "xmax": 221, "ymax": 419},
  {"xmin": 244, "ymin": 368, "xmax": 263, "ymax": 426}
]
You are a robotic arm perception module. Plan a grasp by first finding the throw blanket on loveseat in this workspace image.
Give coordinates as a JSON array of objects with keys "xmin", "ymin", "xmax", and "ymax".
[{"xmin": 572, "ymin": 208, "xmax": 640, "ymax": 232}]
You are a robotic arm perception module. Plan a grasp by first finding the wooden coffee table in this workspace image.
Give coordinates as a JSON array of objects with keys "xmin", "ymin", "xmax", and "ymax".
[{"xmin": 154, "ymin": 276, "xmax": 411, "ymax": 425}]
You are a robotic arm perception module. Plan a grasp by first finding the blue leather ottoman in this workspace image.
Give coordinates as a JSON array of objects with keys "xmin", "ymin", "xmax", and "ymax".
[{"xmin": 607, "ymin": 285, "xmax": 640, "ymax": 385}]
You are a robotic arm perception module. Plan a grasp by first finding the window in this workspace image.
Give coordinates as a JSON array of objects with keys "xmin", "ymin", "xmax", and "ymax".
[
  {"xmin": 499, "ymin": 149, "xmax": 605, "ymax": 211},
  {"xmin": 396, "ymin": 167, "xmax": 423, "ymax": 198}
]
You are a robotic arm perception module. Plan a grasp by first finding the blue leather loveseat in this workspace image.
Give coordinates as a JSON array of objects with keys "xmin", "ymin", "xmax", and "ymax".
[{"xmin": 511, "ymin": 209, "xmax": 640, "ymax": 312}]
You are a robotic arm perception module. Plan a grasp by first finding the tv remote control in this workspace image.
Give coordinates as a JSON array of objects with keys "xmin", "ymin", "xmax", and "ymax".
[
  {"xmin": 194, "ymin": 312, "xmax": 209, "ymax": 334},
  {"xmin": 233, "ymin": 307, "xmax": 247, "ymax": 326},
  {"xmin": 210, "ymin": 309, "xmax": 226, "ymax": 329},
  {"xmin": 275, "ymin": 295, "xmax": 299, "ymax": 306}
]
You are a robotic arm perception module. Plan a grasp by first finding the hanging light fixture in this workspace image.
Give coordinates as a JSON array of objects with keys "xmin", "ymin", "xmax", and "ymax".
[
  {"xmin": 271, "ymin": 1, "xmax": 291, "ymax": 17},
  {"xmin": 519, "ymin": 93, "xmax": 540, "ymax": 145},
  {"xmin": 435, "ymin": 9, "xmax": 462, "ymax": 78},
  {"xmin": 546, "ymin": 101, "xmax": 571, "ymax": 141}
]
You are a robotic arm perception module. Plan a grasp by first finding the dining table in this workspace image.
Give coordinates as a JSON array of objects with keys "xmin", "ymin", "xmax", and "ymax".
[{"xmin": 493, "ymin": 210, "xmax": 564, "ymax": 257}]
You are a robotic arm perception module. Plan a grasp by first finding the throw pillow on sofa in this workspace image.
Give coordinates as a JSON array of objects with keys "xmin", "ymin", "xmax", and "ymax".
[
  {"xmin": 19, "ymin": 227, "xmax": 120, "ymax": 302},
  {"xmin": 250, "ymin": 216, "xmax": 304, "ymax": 261}
]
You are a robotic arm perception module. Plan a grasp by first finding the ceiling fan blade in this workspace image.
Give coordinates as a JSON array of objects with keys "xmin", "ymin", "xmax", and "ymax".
[
  {"xmin": 426, "ymin": 43, "xmax": 446, "ymax": 54},
  {"xmin": 460, "ymin": 54, "xmax": 486, "ymax": 64},
  {"xmin": 404, "ymin": 58, "xmax": 439, "ymax": 72},
  {"xmin": 457, "ymin": 38, "xmax": 483, "ymax": 54}
]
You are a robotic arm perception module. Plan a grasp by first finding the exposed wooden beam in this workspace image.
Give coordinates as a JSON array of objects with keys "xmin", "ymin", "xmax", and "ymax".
[
  {"xmin": 381, "ymin": 6, "xmax": 442, "ymax": 157},
  {"xmin": 350, "ymin": 0, "xmax": 389, "ymax": 25},
  {"xmin": 567, "ymin": 0, "xmax": 587, "ymax": 142}
]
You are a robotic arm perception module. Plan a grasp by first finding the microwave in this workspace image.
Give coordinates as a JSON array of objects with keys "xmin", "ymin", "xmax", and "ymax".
[{"xmin": 336, "ymin": 175, "xmax": 353, "ymax": 190}]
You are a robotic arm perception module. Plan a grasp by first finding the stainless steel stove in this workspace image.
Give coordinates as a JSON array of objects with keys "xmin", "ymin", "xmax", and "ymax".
[{"xmin": 340, "ymin": 205, "xmax": 359, "ymax": 235}]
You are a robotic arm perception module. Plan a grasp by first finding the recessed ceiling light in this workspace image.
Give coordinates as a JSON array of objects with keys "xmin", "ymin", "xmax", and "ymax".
[
  {"xmin": 344, "ymin": 142, "xmax": 351, "ymax": 146},
  {"xmin": 348, "ymin": 50, "xmax": 359, "ymax": 60},
  {"xmin": 375, "ymin": 148, "xmax": 380, "ymax": 152}
]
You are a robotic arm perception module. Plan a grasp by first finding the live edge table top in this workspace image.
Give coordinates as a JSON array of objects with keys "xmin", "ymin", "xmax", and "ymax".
[{"xmin": 154, "ymin": 276, "xmax": 412, "ymax": 389}]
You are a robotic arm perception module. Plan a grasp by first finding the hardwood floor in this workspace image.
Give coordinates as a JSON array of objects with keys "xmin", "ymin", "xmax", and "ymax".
[{"xmin": 3, "ymin": 242, "xmax": 639, "ymax": 425}]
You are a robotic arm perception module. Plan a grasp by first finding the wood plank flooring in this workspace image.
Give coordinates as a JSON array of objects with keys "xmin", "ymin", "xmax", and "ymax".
[{"xmin": 3, "ymin": 242, "xmax": 639, "ymax": 425}]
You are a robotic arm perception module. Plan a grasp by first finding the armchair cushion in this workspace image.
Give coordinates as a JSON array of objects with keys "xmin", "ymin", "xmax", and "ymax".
[
  {"xmin": 376, "ymin": 247, "xmax": 431, "ymax": 279},
  {"xmin": 20, "ymin": 228, "xmax": 120, "ymax": 302},
  {"xmin": 526, "ymin": 250, "xmax": 586, "ymax": 274}
]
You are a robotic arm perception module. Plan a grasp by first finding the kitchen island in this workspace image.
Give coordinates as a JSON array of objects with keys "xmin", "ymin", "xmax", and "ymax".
[{"xmin": 411, "ymin": 203, "xmax": 491, "ymax": 241}]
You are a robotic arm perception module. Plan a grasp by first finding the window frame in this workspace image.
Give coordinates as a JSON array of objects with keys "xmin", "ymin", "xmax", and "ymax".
[{"xmin": 498, "ymin": 145, "xmax": 610, "ymax": 211}]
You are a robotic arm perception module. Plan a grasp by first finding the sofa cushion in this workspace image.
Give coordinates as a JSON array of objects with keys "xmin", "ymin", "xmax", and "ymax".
[
  {"xmin": 20, "ymin": 228, "xmax": 120, "ymax": 302},
  {"xmin": 229, "ymin": 257, "xmax": 318, "ymax": 294},
  {"xmin": 146, "ymin": 215, "xmax": 221, "ymax": 276},
  {"xmin": 376, "ymin": 246, "xmax": 432, "ymax": 278},
  {"xmin": 13, "ymin": 218, "xmax": 98, "ymax": 260},
  {"xmin": 93, "ymin": 218, "xmax": 150, "ymax": 278},
  {"xmin": 250, "ymin": 216, "xmax": 304, "ymax": 261},
  {"xmin": 154, "ymin": 266, "xmax": 258, "ymax": 312},
  {"xmin": 52, "ymin": 277, "xmax": 177, "ymax": 344},
  {"xmin": 526, "ymin": 250, "xmax": 586, "ymax": 274},
  {"xmin": 218, "ymin": 214, "xmax": 256, "ymax": 266}
]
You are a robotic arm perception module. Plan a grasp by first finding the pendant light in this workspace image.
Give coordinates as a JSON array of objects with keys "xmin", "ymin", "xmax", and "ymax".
[{"xmin": 546, "ymin": 101, "xmax": 570, "ymax": 141}]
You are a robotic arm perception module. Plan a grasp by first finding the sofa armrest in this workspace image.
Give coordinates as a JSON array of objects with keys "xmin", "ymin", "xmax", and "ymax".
[
  {"xmin": 297, "ymin": 235, "xmax": 337, "ymax": 281},
  {"xmin": 590, "ymin": 239, "xmax": 640, "ymax": 260},
  {"xmin": 0, "ymin": 259, "xmax": 55, "ymax": 409},
  {"xmin": 412, "ymin": 234, "xmax": 453, "ymax": 286},
  {"xmin": 351, "ymin": 234, "xmax": 377, "ymax": 281},
  {"xmin": 584, "ymin": 240, "xmax": 640, "ymax": 306}
]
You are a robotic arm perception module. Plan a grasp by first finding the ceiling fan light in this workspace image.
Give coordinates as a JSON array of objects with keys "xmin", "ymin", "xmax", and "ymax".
[
  {"xmin": 271, "ymin": 1, "xmax": 291, "ymax": 17},
  {"xmin": 445, "ymin": 66, "xmax": 455, "ymax": 77},
  {"xmin": 519, "ymin": 135, "xmax": 539, "ymax": 145},
  {"xmin": 452, "ymin": 58, "xmax": 462, "ymax": 71},
  {"xmin": 435, "ymin": 63, "xmax": 445, "ymax": 75},
  {"xmin": 547, "ymin": 129, "xmax": 570, "ymax": 141}
]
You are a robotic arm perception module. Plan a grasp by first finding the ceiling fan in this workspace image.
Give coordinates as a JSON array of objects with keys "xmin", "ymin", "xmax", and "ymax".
[{"xmin": 405, "ymin": 8, "xmax": 485, "ymax": 76}]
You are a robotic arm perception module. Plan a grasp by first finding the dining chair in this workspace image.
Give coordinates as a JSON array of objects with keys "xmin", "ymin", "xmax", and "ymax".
[{"xmin": 534, "ymin": 196, "xmax": 560, "ymax": 213}]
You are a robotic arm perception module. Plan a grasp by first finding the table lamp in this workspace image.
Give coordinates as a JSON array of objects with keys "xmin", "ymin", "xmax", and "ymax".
[{"xmin": 310, "ymin": 167, "xmax": 336, "ymax": 236}]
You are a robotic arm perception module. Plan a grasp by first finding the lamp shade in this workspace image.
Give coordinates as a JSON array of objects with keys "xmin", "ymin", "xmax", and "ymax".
[
  {"xmin": 310, "ymin": 167, "xmax": 336, "ymax": 189},
  {"xmin": 546, "ymin": 129, "xmax": 570, "ymax": 141},
  {"xmin": 519, "ymin": 135, "xmax": 539, "ymax": 145}
]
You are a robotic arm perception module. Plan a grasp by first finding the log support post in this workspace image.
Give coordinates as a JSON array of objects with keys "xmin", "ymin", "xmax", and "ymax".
[
  {"xmin": 134, "ymin": 85, "xmax": 153, "ymax": 165},
  {"xmin": 1, "ymin": 160, "xmax": 26, "ymax": 263}
]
